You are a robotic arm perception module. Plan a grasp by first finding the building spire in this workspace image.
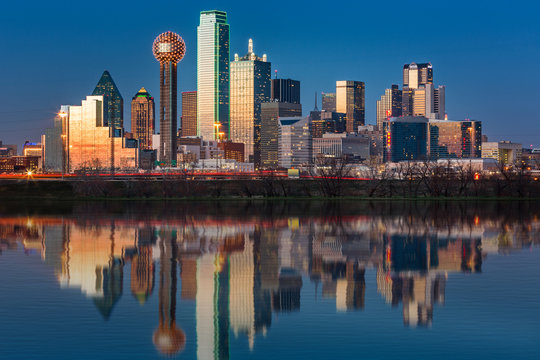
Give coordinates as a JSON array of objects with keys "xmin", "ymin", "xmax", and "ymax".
[
  {"xmin": 314, "ymin": 91, "xmax": 319, "ymax": 111},
  {"xmin": 248, "ymin": 38, "xmax": 253, "ymax": 53}
]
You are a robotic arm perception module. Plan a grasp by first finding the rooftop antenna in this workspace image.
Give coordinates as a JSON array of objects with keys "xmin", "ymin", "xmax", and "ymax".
[
  {"xmin": 274, "ymin": 69, "xmax": 278, "ymax": 79},
  {"xmin": 314, "ymin": 91, "xmax": 319, "ymax": 111}
]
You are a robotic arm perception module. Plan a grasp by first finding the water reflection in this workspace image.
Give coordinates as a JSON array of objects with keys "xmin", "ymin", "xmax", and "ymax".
[{"xmin": 1, "ymin": 201, "xmax": 539, "ymax": 358}]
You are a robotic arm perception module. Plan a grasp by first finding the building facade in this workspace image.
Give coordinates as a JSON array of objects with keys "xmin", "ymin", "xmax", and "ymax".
[
  {"xmin": 376, "ymin": 85, "xmax": 402, "ymax": 130},
  {"xmin": 429, "ymin": 120, "xmax": 481, "ymax": 159},
  {"xmin": 482, "ymin": 141, "xmax": 523, "ymax": 165},
  {"xmin": 278, "ymin": 116, "xmax": 312, "ymax": 169},
  {"xmin": 92, "ymin": 70, "xmax": 124, "ymax": 133},
  {"xmin": 181, "ymin": 91, "xmax": 197, "ymax": 137},
  {"xmin": 153, "ymin": 31, "xmax": 186, "ymax": 166},
  {"xmin": 383, "ymin": 117, "xmax": 429, "ymax": 162},
  {"xmin": 230, "ymin": 39, "xmax": 271, "ymax": 163},
  {"xmin": 197, "ymin": 10, "xmax": 230, "ymax": 141},
  {"xmin": 260, "ymin": 102, "xmax": 302, "ymax": 169},
  {"xmin": 311, "ymin": 111, "xmax": 346, "ymax": 138},
  {"xmin": 130, "ymin": 87, "xmax": 155, "ymax": 150},
  {"xmin": 43, "ymin": 116, "xmax": 64, "ymax": 172},
  {"xmin": 403, "ymin": 63, "xmax": 433, "ymax": 89},
  {"xmin": 322, "ymin": 92, "xmax": 336, "ymax": 112},
  {"xmin": 271, "ymin": 79, "xmax": 300, "ymax": 104},
  {"xmin": 336, "ymin": 81, "xmax": 365, "ymax": 132},
  {"xmin": 65, "ymin": 96, "xmax": 138, "ymax": 171}
]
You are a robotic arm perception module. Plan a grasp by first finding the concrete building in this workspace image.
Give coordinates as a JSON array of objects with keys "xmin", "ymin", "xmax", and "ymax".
[
  {"xmin": 336, "ymin": 81, "xmax": 365, "ymax": 132},
  {"xmin": 65, "ymin": 95, "xmax": 138, "ymax": 172},
  {"xmin": 278, "ymin": 116, "xmax": 312, "ymax": 169},
  {"xmin": 197, "ymin": 10, "xmax": 230, "ymax": 141},
  {"xmin": 260, "ymin": 102, "xmax": 302, "ymax": 169},
  {"xmin": 130, "ymin": 87, "xmax": 155, "ymax": 150},
  {"xmin": 482, "ymin": 141, "xmax": 523, "ymax": 164},
  {"xmin": 230, "ymin": 39, "xmax": 271, "ymax": 163},
  {"xmin": 313, "ymin": 133, "xmax": 370, "ymax": 161}
]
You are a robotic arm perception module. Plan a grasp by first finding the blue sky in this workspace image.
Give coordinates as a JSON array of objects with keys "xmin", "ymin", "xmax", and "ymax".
[{"xmin": 1, "ymin": 0, "xmax": 539, "ymax": 149}]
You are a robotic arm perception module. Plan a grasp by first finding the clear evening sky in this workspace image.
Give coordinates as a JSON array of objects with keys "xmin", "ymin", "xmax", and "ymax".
[{"xmin": 1, "ymin": 0, "xmax": 539, "ymax": 149}]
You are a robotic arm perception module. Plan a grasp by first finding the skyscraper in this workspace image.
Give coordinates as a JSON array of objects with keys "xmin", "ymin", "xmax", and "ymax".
[
  {"xmin": 278, "ymin": 116, "xmax": 312, "ymax": 169},
  {"xmin": 181, "ymin": 91, "xmax": 197, "ymax": 137},
  {"xmin": 271, "ymin": 79, "xmax": 300, "ymax": 104},
  {"xmin": 130, "ymin": 87, "xmax": 155, "ymax": 150},
  {"xmin": 383, "ymin": 116, "xmax": 429, "ymax": 162},
  {"xmin": 230, "ymin": 39, "xmax": 271, "ymax": 163},
  {"xmin": 260, "ymin": 102, "xmax": 302, "ymax": 169},
  {"xmin": 198, "ymin": 10, "xmax": 230, "ymax": 141},
  {"xmin": 153, "ymin": 31, "xmax": 186, "ymax": 165},
  {"xmin": 376, "ymin": 85, "xmax": 402, "ymax": 130},
  {"xmin": 322, "ymin": 92, "xmax": 336, "ymax": 112},
  {"xmin": 336, "ymin": 81, "xmax": 365, "ymax": 132},
  {"xmin": 403, "ymin": 63, "xmax": 433, "ymax": 89},
  {"xmin": 92, "ymin": 70, "xmax": 124, "ymax": 133}
]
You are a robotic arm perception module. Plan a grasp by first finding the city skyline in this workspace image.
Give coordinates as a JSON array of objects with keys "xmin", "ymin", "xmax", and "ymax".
[{"xmin": 1, "ymin": 1, "xmax": 538, "ymax": 149}]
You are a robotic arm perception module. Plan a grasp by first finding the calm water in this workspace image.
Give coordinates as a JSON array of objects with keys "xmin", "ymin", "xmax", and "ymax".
[{"xmin": 0, "ymin": 201, "xmax": 539, "ymax": 359}]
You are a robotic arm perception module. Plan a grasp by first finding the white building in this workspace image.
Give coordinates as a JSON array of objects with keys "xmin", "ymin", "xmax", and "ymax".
[
  {"xmin": 278, "ymin": 116, "xmax": 312, "ymax": 169},
  {"xmin": 482, "ymin": 141, "xmax": 522, "ymax": 165}
]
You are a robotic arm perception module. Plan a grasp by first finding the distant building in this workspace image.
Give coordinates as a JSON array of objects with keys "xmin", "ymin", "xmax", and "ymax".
[
  {"xmin": 230, "ymin": 39, "xmax": 271, "ymax": 163},
  {"xmin": 181, "ymin": 91, "xmax": 197, "ymax": 137},
  {"xmin": 0, "ymin": 156, "xmax": 40, "ymax": 173},
  {"xmin": 357, "ymin": 125, "xmax": 384, "ymax": 161},
  {"xmin": 92, "ymin": 70, "xmax": 124, "ymax": 132},
  {"xmin": 130, "ymin": 87, "xmax": 155, "ymax": 150},
  {"xmin": 403, "ymin": 62, "xmax": 433, "ymax": 89},
  {"xmin": 22, "ymin": 141, "xmax": 42, "ymax": 168},
  {"xmin": 0, "ymin": 141, "xmax": 17, "ymax": 157},
  {"xmin": 383, "ymin": 117, "xmax": 429, "ymax": 162},
  {"xmin": 198, "ymin": 10, "xmax": 230, "ymax": 141},
  {"xmin": 322, "ymin": 92, "xmax": 336, "ymax": 112},
  {"xmin": 313, "ymin": 133, "xmax": 369, "ymax": 161},
  {"xmin": 429, "ymin": 119, "xmax": 482, "ymax": 159},
  {"xmin": 218, "ymin": 141, "xmax": 245, "ymax": 163},
  {"xmin": 260, "ymin": 102, "xmax": 302, "ymax": 169},
  {"xmin": 42, "ymin": 115, "xmax": 64, "ymax": 172},
  {"xmin": 412, "ymin": 84, "xmax": 445, "ymax": 119},
  {"xmin": 376, "ymin": 85, "xmax": 402, "ymax": 130},
  {"xmin": 336, "ymin": 81, "xmax": 365, "ymax": 132},
  {"xmin": 65, "ymin": 95, "xmax": 138, "ymax": 172},
  {"xmin": 278, "ymin": 116, "xmax": 312, "ymax": 169},
  {"xmin": 271, "ymin": 79, "xmax": 300, "ymax": 104},
  {"xmin": 482, "ymin": 141, "xmax": 522, "ymax": 165},
  {"xmin": 311, "ymin": 111, "xmax": 346, "ymax": 138}
]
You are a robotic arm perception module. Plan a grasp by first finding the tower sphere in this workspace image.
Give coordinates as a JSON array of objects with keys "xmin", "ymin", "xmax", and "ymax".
[{"xmin": 153, "ymin": 31, "xmax": 186, "ymax": 64}]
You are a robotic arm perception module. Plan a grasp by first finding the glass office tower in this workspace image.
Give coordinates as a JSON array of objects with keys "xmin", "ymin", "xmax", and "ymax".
[
  {"xmin": 92, "ymin": 70, "xmax": 124, "ymax": 133},
  {"xmin": 336, "ymin": 81, "xmax": 365, "ymax": 132},
  {"xmin": 230, "ymin": 39, "xmax": 271, "ymax": 163},
  {"xmin": 130, "ymin": 87, "xmax": 155, "ymax": 150},
  {"xmin": 198, "ymin": 10, "xmax": 230, "ymax": 141}
]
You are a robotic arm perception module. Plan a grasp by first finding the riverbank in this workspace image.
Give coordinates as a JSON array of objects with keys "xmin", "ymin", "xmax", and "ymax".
[{"xmin": 1, "ymin": 177, "xmax": 539, "ymax": 200}]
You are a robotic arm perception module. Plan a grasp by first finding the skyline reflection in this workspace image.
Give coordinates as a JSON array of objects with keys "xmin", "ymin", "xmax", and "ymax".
[{"xmin": 1, "ymin": 201, "xmax": 539, "ymax": 358}]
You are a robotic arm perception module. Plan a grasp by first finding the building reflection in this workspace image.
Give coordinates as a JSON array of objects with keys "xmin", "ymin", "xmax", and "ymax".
[{"xmin": 0, "ymin": 205, "xmax": 539, "ymax": 356}]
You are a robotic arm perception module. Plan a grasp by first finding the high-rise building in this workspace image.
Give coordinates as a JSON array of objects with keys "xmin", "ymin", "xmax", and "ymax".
[
  {"xmin": 336, "ymin": 81, "xmax": 365, "ymax": 132},
  {"xmin": 383, "ymin": 116, "xmax": 429, "ymax": 162},
  {"xmin": 433, "ymin": 85, "xmax": 445, "ymax": 119},
  {"xmin": 230, "ymin": 39, "xmax": 271, "ymax": 163},
  {"xmin": 130, "ymin": 87, "xmax": 155, "ymax": 150},
  {"xmin": 429, "ymin": 120, "xmax": 482, "ymax": 159},
  {"xmin": 271, "ymin": 79, "xmax": 300, "ymax": 104},
  {"xmin": 65, "ymin": 96, "xmax": 138, "ymax": 171},
  {"xmin": 198, "ymin": 10, "xmax": 230, "ymax": 141},
  {"xmin": 322, "ymin": 92, "xmax": 336, "ymax": 112},
  {"xmin": 278, "ymin": 116, "xmax": 312, "ymax": 169},
  {"xmin": 181, "ymin": 91, "xmax": 197, "ymax": 137},
  {"xmin": 92, "ymin": 70, "xmax": 124, "ymax": 133},
  {"xmin": 403, "ymin": 63, "xmax": 433, "ymax": 89},
  {"xmin": 311, "ymin": 111, "xmax": 346, "ymax": 138},
  {"xmin": 411, "ymin": 84, "xmax": 445, "ymax": 119},
  {"xmin": 260, "ymin": 102, "xmax": 302, "ymax": 169},
  {"xmin": 153, "ymin": 31, "xmax": 186, "ymax": 165},
  {"xmin": 376, "ymin": 85, "xmax": 402, "ymax": 130},
  {"xmin": 43, "ymin": 115, "xmax": 64, "ymax": 172}
]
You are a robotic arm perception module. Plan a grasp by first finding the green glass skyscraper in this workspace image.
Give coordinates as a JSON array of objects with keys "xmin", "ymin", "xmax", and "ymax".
[
  {"xmin": 92, "ymin": 70, "xmax": 124, "ymax": 134},
  {"xmin": 197, "ymin": 10, "xmax": 230, "ymax": 141}
]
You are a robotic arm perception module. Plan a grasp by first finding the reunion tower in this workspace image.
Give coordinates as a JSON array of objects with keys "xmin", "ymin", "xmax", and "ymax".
[{"xmin": 153, "ymin": 31, "xmax": 185, "ymax": 165}]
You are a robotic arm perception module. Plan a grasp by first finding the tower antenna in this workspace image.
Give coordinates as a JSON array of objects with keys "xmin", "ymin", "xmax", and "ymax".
[
  {"xmin": 314, "ymin": 91, "xmax": 319, "ymax": 111},
  {"xmin": 274, "ymin": 69, "xmax": 278, "ymax": 79}
]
